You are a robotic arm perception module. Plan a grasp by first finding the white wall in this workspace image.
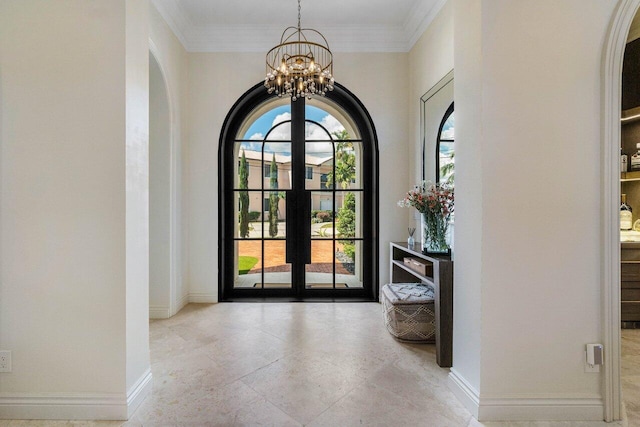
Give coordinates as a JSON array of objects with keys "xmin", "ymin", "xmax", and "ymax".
[
  {"xmin": 187, "ymin": 52, "xmax": 409, "ymax": 300},
  {"xmin": 450, "ymin": 0, "xmax": 618, "ymax": 421},
  {"xmin": 407, "ymin": 1, "xmax": 455, "ymax": 246},
  {"xmin": 450, "ymin": 0, "xmax": 484, "ymax": 407},
  {"xmin": 125, "ymin": 0, "xmax": 151, "ymax": 405},
  {"xmin": 187, "ymin": 53, "xmax": 260, "ymax": 302},
  {"xmin": 335, "ymin": 52, "xmax": 410, "ymax": 287},
  {"xmin": 149, "ymin": 3, "xmax": 189, "ymax": 316},
  {"xmin": 409, "ymin": 1, "xmax": 454, "ymax": 184},
  {"xmin": 0, "ymin": 0, "xmax": 150, "ymax": 419}
]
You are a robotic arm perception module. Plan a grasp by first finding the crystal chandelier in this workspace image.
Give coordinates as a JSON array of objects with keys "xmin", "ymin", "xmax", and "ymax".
[{"xmin": 264, "ymin": 0, "xmax": 334, "ymax": 101}]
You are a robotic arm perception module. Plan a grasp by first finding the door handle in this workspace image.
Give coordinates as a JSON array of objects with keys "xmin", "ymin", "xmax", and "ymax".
[
  {"xmin": 286, "ymin": 190, "xmax": 294, "ymax": 264},
  {"xmin": 304, "ymin": 191, "xmax": 311, "ymax": 264}
]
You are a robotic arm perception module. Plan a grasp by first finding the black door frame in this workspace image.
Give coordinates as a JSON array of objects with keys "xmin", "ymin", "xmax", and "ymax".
[{"xmin": 218, "ymin": 82, "xmax": 379, "ymax": 301}]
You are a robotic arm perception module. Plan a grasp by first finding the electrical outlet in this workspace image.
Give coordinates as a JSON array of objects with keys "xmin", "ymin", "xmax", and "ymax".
[
  {"xmin": 0, "ymin": 351, "xmax": 11, "ymax": 372},
  {"xmin": 584, "ymin": 350, "xmax": 600, "ymax": 373}
]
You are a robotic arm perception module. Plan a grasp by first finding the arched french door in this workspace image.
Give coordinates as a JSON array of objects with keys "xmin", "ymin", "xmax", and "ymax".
[{"xmin": 219, "ymin": 83, "xmax": 378, "ymax": 300}]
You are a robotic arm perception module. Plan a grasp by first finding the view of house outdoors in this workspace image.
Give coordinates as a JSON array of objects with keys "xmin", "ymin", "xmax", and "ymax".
[
  {"xmin": 233, "ymin": 105, "xmax": 362, "ymax": 289},
  {"xmin": 439, "ymin": 111, "xmax": 455, "ymax": 184}
]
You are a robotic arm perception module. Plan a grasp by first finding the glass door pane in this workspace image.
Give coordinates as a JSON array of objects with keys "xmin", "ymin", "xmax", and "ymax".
[
  {"xmin": 235, "ymin": 240, "xmax": 262, "ymax": 288},
  {"xmin": 233, "ymin": 127, "xmax": 292, "ymax": 290},
  {"xmin": 234, "ymin": 240, "xmax": 292, "ymax": 289},
  {"xmin": 306, "ymin": 240, "xmax": 341, "ymax": 288},
  {"xmin": 302, "ymin": 111, "xmax": 363, "ymax": 292},
  {"xmin": 260, "ymin": 240, "xmax": 291, "ymax": 289}
]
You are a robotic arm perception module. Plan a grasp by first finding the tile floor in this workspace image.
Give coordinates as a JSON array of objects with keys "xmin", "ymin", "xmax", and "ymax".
[
  {"xmin": 622, "ymin": 328, "xmax": 640, "ymax": 425},
  {"xmin": 0, "ymin": 303, "xmax": 638, "ymax": 426}
]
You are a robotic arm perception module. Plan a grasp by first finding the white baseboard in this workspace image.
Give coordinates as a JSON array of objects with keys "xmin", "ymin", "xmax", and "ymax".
[
  {"xmin": 153, "ymin": 293, "xmax": 216, "ymax": 318},
  {"xmin": 448, "ymin": 368, "xmax": 480, "ymax": 419},
  {"xmin": 0, "ymin": 392, "xmax": 127, "ymax": 420},
  {"xmin": 188, "ymin": 292, "xmax": 217, "ymax": 303},
  {"xmin": 149, "ymin": 305, "xmax": 171, "ymax": 319},
  {"xmin": 448, "ymin": 369, "xmax": 603, "ymax": 421},
  {"xmin": 176, "ymin": 292, "xmax": 189, "ymax": 313},
  {"xmin": 0, "ymin": 370, "xmax": 152, "ymax": 420},
  {"xmin": 477, "ymin": 396, "xmax": 604, "ymax": 421},
  {"xmin": 127, "ymin": 369, "xmax": 153, "ymax": 419}
]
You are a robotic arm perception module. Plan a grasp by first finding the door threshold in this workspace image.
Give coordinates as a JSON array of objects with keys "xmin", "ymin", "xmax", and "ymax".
[{"xmin": 220, "ymin": 297, "xmax": 378, "ymax": 303}]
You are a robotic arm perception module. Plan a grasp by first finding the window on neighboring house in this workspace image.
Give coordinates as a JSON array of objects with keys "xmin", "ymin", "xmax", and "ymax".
[
  {"xmin": 263, "ymin": 164, "xmax": 271, "ymax": 178},
  {"xmin": 320, "ymin": 173, "xmax": 329, "ymax": 189},
  {"xmin": 305, "ymin": 166, "xmax": 313, "ymax": 179},
  {"xmin": 263, "ymin": 198, "xmax": 270, "ymax": 212}
]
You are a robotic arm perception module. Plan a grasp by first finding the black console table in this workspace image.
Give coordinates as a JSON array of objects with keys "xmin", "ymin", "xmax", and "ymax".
[{"xmin": 389, "ymin": 242, "xmax": 453, "ymax": 367}]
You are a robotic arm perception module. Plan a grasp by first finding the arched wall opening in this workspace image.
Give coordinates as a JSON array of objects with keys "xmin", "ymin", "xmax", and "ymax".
[
  {"xmin": 603, "ymin": 0, "xmax": 640, "ymax": 421},
  {"xmin": 149, "ymin": 50, "xmax": 174, "ymax": 318}
]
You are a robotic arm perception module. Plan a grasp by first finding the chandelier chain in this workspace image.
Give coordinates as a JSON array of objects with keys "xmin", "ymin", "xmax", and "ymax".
[{"xmin": 298, "ymin": 0, "xmax": 301, "ymax": 30}]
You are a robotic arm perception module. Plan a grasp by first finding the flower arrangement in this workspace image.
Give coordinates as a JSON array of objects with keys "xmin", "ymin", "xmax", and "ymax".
[
  {"xmin": 398, "ymin": 181, "xmax": 454, "ymax": 254},
  {"xmin": 398, "ymin": 181, "xmax": 454, "ymax": 217}
]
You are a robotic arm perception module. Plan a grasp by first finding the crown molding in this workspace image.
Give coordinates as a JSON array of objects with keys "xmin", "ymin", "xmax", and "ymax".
[
  {"xmin": 151, "ymin": 0, "xmax": 192, "ymax": 48},
  {"xmin": 152, "ymin": 0, "xmax": 446, "ymax": 53},
  {"xmin": 405, "ymin": 0, "xmax": 448, "ymax": 50}
]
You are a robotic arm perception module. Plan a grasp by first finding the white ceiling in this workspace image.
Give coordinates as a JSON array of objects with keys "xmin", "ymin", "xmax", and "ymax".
[{"xmin": 152, "ymin": 0, "xmax": 447, "ymax": 52}]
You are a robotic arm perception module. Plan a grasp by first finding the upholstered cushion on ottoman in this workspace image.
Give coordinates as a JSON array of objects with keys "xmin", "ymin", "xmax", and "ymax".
[{"xmin": 382, "ymin": 283, "xmax": 435, "ymax": 342}]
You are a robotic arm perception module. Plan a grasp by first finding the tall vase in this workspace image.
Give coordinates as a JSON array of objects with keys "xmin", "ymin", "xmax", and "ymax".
[{"xmin": 422, "ymin": 212, "xmax": 450, "ymax": 255}]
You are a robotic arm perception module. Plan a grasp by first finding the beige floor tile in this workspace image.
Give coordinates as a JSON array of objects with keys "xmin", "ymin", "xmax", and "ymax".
[
  {"xmin": 308, "ymin": 381, "xmax": 465, "ymax": 427},
  {"xmin": 240, "ymin": 352, "xmax": 365, "ymax": 424},
  {"xmin": 474, "ymin": 423, "xmax": 624, "ymax": 427},
  {"xmin": 3, "ymin": 305, "xmax": 640, "ymax": 426},
  {"xmin": 367, "ymin": 358, "xmax": 470, "ymax": 424},
  {"xmin": 622, "ymin": 328, "xmax": 640, "ymax": 426},
  {"xmin": 0, "ymin": 423, "xmax": 126, "ymax": 427}
]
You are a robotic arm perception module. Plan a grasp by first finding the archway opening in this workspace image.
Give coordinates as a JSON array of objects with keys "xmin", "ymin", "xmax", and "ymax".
[
  {"xmin": 149, "ymin": 51, "xmax": 173, "ymax": 318},
  {"xmin": 603, "ymin": 0, "xmax": 640, "ymax": 421},
  {"xmin": 619, "ymin": 5, "xmax": 640, "ymax": 424}
]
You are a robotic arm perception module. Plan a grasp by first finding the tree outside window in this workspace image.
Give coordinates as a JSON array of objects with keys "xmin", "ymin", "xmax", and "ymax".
[
  {"xmin": 269, "ymin": 153, "xmax": 279, "ymax": 238},
  {"xmin": 238, "ymin": 150, "xmax": 250, "ymax": 238}
]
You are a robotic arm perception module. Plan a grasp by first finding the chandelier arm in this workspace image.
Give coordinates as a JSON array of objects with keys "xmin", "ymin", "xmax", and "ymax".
[
  {"xmin": 279, "ymin": 26, "xmax": 300, "ymax": 43},
  {"xmin": 300, "ymin": 28, "xmax": 331, "ymax": 51}
]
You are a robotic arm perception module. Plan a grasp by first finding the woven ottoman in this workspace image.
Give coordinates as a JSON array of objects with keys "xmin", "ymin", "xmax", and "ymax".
[{"xmin": 382, "ymin": 283, "xmax": 435, "ymax": 342}]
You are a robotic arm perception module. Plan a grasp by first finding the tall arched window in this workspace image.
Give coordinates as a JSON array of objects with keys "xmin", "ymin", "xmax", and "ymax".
[{"xmin": 219, "ymin": 83, "xmax": 378, "ymax": 301}]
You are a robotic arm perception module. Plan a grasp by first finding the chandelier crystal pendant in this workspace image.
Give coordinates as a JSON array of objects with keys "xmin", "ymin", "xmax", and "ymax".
[{"xmin": 264, "ymin": 0, "xmax": 334, "ymax": 101}]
